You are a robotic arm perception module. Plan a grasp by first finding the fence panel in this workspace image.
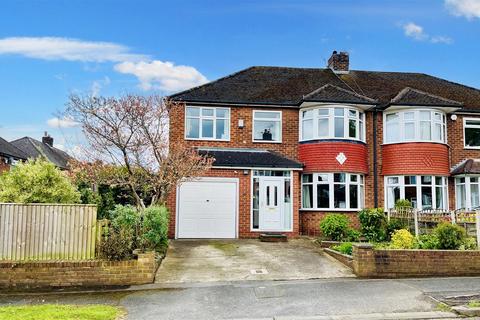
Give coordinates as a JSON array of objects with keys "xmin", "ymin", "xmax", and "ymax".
[{"xmin": 0, "ymin": 203, "xmax": 97, "ymax": 261}]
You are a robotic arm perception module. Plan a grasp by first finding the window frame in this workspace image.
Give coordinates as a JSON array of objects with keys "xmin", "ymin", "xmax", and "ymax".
[
  {"xmin": 299, "ymin": 105, "xmax": 366, "ymax": 143},
  {"xmin": 184, "ymin": 106, "xmax": 231, "ymax": 141},
  {"xmin": 463, "ymin": 117, "xmax": 480, "ymax": 149},
  {"xmin": 455, "ymin": 175, "xmax": 480, "ymax": 210},
  {"xmin": 383, "ymin": 109, "xmax": 447, "ymax": 144},
  {"xmin": 384, "ymin": 175, "xmax": 448, "ymax": 210},
  {"xmin": 252, "ymin": 110, "xmax": 283, "ymax": 143},
  {"xmin": 300, "ymin": 172, "xmax": 365, "ymax": 211}
]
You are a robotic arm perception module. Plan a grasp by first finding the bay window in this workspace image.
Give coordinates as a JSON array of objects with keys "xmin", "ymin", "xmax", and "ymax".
[
  {"xmin": 301, "ymin": 173, "xmax": 364, "ymax": 210},
  {"xmin": 300, "ymin": 106, "xmax": 365, "ymax": 142},
  {"xmin": 455, "ymin": 176, "xmax": 480, "ymax": 210},
  {"xmin": 384, "ymin": 109, "xmax": 446, "ymax": 144},
  {"xmin": 464, "ymin": 118, "xmax": 480, "ymax": 148},
  {"xmin": 253, "ymin": 110, "xmax": 282, "ymax": 142},
  {"xmin": 185, "ymin": 106, "xmax": 230, "ymax": 140},
  {"xmin": 385, "ymin": 175, "xmax": 447, "ymax": 210}
]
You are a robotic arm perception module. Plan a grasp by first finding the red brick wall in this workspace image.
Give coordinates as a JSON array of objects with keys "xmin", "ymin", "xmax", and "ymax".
[
  {"xmin": 0, "ymin": 157, "xmax": 10, "ymax": 173},
  {"xmin": 382, "ymin": 142, "xmax": 450, "ymax": 176},
  {"xmin": 300, "ymin": 211, "xmax": 360, "ymax": 237},
  {"xmin": 166, "ymin": 168, "xmax": 301, "ymax": 238},
  {"xmin": 298, "ymin": 141, "xmax": 368, "ymax": 174}
]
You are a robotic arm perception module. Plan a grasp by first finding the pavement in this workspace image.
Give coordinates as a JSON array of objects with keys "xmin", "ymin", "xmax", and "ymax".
[
  {"xmin": 155, "ymin": 239, "xmax": 354, "ymax": 283},
  {"xmin": 2, "ymin": 277, "xmax": 480, "ymax": 319}
]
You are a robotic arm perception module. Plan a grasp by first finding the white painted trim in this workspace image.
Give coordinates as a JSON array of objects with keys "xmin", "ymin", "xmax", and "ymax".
[
  {"xmin": 175, "ymin": 177, "xmax": 239, "ymax": 239},
  {"xmin": 463, "ymin": 117, "xmax": 480, "ymax": 149},
  {"xmin": 252, "ymin": 110, "xmax": 283, "ymax": 143},
  {"xmin": 212, "ymin": 166, "xmax": 303, "ymax": 171},
  {"xmin": 184, "ymin": 105, "xmax": 231, "ymax": 141}
]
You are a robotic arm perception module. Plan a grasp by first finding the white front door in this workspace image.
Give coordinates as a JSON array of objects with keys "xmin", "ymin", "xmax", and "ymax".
[{"xmin": 259, "ymin": 177, "xmax": 284, "ymax": 231}]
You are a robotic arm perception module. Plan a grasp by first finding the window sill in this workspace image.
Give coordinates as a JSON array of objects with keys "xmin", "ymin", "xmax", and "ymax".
[
  {"xmin": 463, "ymin": 146, "xmax": 480, "ymax": 150},
  {"xmin": 185, "ymin": 137, "xmax": 230, "ymax": 142},
  {"xmin": 300, "ymin": 208, "xmax": 361, "ymax": 212},
  {"xmin": 382, "ymin": 141, "xmax": 447, "ymax": 146},
  {"xmin": 252, "ymin": 140, "xmax": 283, "ymax": 144}
]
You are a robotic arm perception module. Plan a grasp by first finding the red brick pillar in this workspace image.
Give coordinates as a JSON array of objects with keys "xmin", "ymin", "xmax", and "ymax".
[{"xmin": 352, "ymin": 243, "xmax": 375, "ymax": 277}]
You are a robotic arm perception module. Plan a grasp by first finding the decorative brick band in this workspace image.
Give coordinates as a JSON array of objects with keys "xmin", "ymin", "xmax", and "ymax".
[
  {"xmin": 0, "ymin": 252, "xmax": 158, "ymax": 290},
  {"xmin": 352, "ymin": 244, "xmax": 480, "ymax": 278},
  {"xmin": 298, "ymin": 141, "xmax": 368, "ymax": 174},
  {"xmin": 382, "ymin": 142, "xmax": 450, "ymax": 175}
]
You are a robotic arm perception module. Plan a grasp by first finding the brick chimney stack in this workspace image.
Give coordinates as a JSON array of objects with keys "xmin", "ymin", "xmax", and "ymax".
[
  {"xmin": 327, "ymin": 51, "xmax": 349, "ymax": 73},
  {"xmin": 42, "ymin": 131, "xmax": 53, "ymax": 147}
]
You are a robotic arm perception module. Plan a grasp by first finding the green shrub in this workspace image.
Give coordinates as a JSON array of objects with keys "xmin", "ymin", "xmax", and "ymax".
[
  {"xmin": 358, "ymin": 208, "xmax": 387, "ymax": 242},
  {"xmin": 319, "ymin": 214, "xmax": 350, "ymax": 241},
  {"xmin": 386, "ymin": 218, "xmax": 409, "ymax": 240},
  {"xmin": 110, "ymin": 205, "xmax": 139, "ymax": 230},
  {"xmin": 97, "ymin": 227, "xmax": 134, "ymax": 261},
  {"xmin": 346, "ymin": 228, "xmax": 361, "ymax": 242},
  {"xmin": 417, "ymin": 233, "xmax": 439, "ymax": 249},
  {"xmin": 0, "ymin": 158, "xmax": 81, "ymax": 203},
  {"xmin": 140, "ymin": 205, "xmax": 169, "ymax": 252},
  {"xmin": 332, "ymin": 242, "xmax": 353, "ymax": 255},
  {"xmin": 434, "ymin": 222, "xmax": 466, "ymax": 250},
  {"xmin": 460, "ymin": 237, "xmax": 478, "ymax": 250},
  {"xmin": 389, "ymin": 229, "xmax": 415, "ymax": 249},
  {"xmin": 394, "ymin": 199, "xmax": 412, "ymax": 208}
]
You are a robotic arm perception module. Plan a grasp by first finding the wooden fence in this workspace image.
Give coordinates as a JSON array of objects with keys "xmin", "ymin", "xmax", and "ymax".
[{"xmin": 0, "ymin": 203, "xmax": 98, "ymax": 261}]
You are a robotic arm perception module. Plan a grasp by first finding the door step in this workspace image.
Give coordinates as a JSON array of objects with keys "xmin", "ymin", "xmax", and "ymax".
[{"xmin": 259, "ymin": 233, "xmax": 288, "ymax": 242}]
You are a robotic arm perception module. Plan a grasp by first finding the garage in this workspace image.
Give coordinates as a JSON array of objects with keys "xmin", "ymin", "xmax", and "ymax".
[{"xmin": 176, "ymin": 178, "xmax": 238, "ymax": 238}]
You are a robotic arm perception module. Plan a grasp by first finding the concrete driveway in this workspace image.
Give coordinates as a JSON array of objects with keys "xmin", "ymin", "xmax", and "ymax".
[{"xmin": 155, "ymin": 238, "xmax": 353, "ymax": 283}]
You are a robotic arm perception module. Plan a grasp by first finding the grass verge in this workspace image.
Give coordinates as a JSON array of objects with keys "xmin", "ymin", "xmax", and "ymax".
[{"xmin": 0, "ymin": 304, "xmax": 123, "ymax": 320}]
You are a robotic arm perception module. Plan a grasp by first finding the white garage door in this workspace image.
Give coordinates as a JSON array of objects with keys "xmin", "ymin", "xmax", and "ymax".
[{"xmin": 177, "ymin": 178, "xmax": 238, "ymax": 238}]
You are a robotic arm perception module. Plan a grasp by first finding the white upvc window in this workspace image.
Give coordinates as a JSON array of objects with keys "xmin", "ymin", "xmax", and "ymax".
[
  {"xmin": 301, "ymin": 173, "xmax": 364, "ymax": 210},
  {"xmin": 299, "ymin": 106, "xmax": 365, "ymax": 142},
  {"xmin": 253, "ymin": 110, "xmax": 282, "ymax": 143},
  {"xmin": 384, "ymin": 109, "xmax": 446, "ymax": 144},
  {"xmin": 455, "ymin": 176, "xmax": 480, "ymax": 210},
  {"xmin": 463, "ymin": 118, "xmax": 480, "ymax": 149},
  {"xmin": 385, "ymin": 175, "xmax": 448, "ymax": 210},
  {"xmin": 185, "ymin": 106, "xmax": 230, "ymax": 140}
]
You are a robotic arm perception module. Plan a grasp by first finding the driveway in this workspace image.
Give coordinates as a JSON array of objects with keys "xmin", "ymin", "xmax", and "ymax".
[{"xmin": 155, "ymin": 238, "xmax": 353, "ymax": 283}]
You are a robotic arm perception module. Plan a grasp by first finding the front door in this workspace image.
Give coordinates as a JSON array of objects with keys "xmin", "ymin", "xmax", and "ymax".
[{"xmin": 259, "ymin": 177, "xmax": 284, "ymax": 231}]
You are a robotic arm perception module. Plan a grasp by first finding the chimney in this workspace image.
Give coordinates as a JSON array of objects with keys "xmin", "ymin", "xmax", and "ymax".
[
  {"xmin": 42, "ymin": 131, "xmax": 53, "ymax": 147},
  {"xmin": 328, "ymin": 51, "xmax": 349, "ymax": 73}
]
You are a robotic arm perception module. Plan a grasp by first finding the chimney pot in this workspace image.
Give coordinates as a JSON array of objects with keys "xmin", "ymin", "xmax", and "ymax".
[
  {"xmin": 42, "ymin": 132, "xmax": 54, "ymax": 147},
  {"xmin": 328, "ymin": 51, "xmax": 349, "ymax": 73}
]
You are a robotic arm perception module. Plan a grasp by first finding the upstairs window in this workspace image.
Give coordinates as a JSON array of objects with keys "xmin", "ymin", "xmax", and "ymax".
[
  {"xmin": 253, "ymin": 110, "xmax": 282, "ymax": 142},
  {"xmin": 185, "ymin": 106, "xmax": 230, "ymax": 140},
  {"xmin": 464, "ymin": 118, "xmax": 480, "ymax": 148},
  {"xmin": 300, "ymin": 106, "xmax": 365, "ymax": 142},
  {"xmin": 384, "ymin": 109, "xmax": 446, "ymax": 144}
]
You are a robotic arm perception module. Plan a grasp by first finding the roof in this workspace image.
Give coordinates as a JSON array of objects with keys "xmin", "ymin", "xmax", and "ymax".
[
  {"xmin": 0, "ymin": 137, "xmax": 27, "ymax": 160},
  {"xmin": 303, "ymin": 84, "xmax": 376, "ymax": 105},
  {"xmin": 451, "ymin": 159, "xmax": 480, "ymax": 175},
  {"xmin": 197, "ymin": 148, "xmax": 303, "ymax": 169},
  {"xmin": 10, "ymin": 137, "xmax": 72, "ymax": 169},
  {"xmin": 170, "ymin": 66, "xmax": 480, "ymax": 111},
  {"xmin": 389, "ymin": 87, "xmax": 463, "ymax": 108}
]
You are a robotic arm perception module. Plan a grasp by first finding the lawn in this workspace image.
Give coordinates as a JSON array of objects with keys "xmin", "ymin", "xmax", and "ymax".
[{"xmin": 0, "ymin": 304, "xmax": 123, "ymax": 320}]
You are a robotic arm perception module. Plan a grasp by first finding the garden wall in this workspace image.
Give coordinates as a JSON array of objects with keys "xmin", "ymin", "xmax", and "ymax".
[
  {"xmin": 352, "ymin": 243, "xmax": 480, "ymax": 278},
  {"xmin": 0, "ymin": 252, "xmax": 157, "ymax": 290}
]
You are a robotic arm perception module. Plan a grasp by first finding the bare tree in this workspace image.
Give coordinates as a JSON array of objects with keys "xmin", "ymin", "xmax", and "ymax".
[{"xmin": 66, "ymin": 94, "xmax": 212, "ymax": 209}]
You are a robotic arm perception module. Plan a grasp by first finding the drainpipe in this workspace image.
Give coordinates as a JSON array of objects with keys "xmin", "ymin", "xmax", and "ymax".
[{"xmin": 373, "ymin": 110, "xmax": 378, "ymax": 208}]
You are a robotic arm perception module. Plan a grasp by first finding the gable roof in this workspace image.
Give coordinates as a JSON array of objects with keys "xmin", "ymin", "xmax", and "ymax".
[
  {"xmin": 389, "ymin": 87, "xmax": 463, "ymax": 108},
  {"xmin": 170, "ymin": 66, "xmax": 480, "ymax": 111},
  {"xmin": 197, "ymin": 148, "xmax": 303, "ymax": 169},
  {"xmin": 10, "ymin": 137, "xmax": 72, "ymax": 169},
  {"xmin": 451, "ymin": 159, "xmax": 480, "ymax": 175},
  {"xmin": 303, "ymin": 84, "xmax": 377, "ymax": 105},
  {"xmin": 0, "ymin": 137, "xmax": 27, "ymax": 160}
]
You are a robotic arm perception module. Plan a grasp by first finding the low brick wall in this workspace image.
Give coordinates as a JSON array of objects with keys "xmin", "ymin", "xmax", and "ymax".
[
  {"xmin": 0, "ymin": 252, "xmax": 158, "ymax": 290},
  {"xmin": 352, "ymin": 243, "xmax": 480, "ymax": 278},
  {"xmin": 324, "ymin": 248, "xmax": 353, "ymax": 269}
]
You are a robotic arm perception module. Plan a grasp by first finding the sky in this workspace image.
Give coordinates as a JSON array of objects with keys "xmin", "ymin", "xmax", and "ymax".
[{"xmin": 1, "ymin": 0, "xmax": 480, "ymax": 152}]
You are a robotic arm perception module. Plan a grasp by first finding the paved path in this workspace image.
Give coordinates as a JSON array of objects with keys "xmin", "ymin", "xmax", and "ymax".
[
  {"xmin": 2, "ymin": 277, "xmax": 480, "ymax": 319},
  {"xmin": 155, "ymin": 239, "xmax": 353, "ymax": 283}
]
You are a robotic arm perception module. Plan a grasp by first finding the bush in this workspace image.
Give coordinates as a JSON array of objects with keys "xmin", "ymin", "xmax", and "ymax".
[
  {"xmin": 358, "ymin": 208, "xmax": 387, "ymax": 242},
  {"xmin": 434, "ymin": 222, "xmax": 466, "ymax": 250},
  {"xmin": 460, "ymin": 237, "xmax": 478, "ymax": 250},
  {"xmin": 417, "ymin": 233, "xmax": 439, "ymax": 249},
  {"xmin": 332, "ymin": 242, "xmax": 353, "ymax": 255},
  {"xmin": 0, "ymin": 158, "xmax": 81, "ymax": 203},
  {"xmin": 97, "ymin": 227, "xmax": 134, "ymax": 261},
  {"xmin": 110, "ymin": 205, "xmax": 139, "ymax": 230},
  {"xmin": 389, "ymin": 229, "xmax": 415, "ymax": 249},
  {"xmin": 386, "ymin": 218, "xmax": 409, "ymax": 240},
  {"xmin": 346, "ymin": 228, "xmax": 361, "ymax": 242},
  {"xmin": 319, "ymin": 214, "xmax": 350, "ymax": 241},
  {"xmin": 140, "ymin": 205, "xmax": 169, "ymax": 252},
  {"xmin": 394, "ymin": 199, "xmax": 412, "ymax": 208}
]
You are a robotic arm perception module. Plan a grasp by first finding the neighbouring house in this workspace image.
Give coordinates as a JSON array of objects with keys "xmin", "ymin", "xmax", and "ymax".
[
  {"xmin": 166, "ymin": 50, "xmax": 480, "ymax": 239},
  {"xmin": 0, "ymin": 137, "xmax": 27, "ymax": 172},
  {"xmin": 10, "ymin": 132, "xmax": 72, "ymax": 170}
]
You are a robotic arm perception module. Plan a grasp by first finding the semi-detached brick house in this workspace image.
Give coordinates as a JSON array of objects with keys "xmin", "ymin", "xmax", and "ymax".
[{"xmin": 166, "ymin": 51, "xmax": 480, "ymax": 239}]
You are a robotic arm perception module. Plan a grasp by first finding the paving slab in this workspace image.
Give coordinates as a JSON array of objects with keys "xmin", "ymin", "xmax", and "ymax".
[{"xmin": 155, "ymin": 239, "xmax": 354, "ymax": 283}]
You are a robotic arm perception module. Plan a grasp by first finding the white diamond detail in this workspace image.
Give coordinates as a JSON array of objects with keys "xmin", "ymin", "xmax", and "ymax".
[{"xmin": 336, "ymin": 152, "xmax": 347, "ymax": 165}]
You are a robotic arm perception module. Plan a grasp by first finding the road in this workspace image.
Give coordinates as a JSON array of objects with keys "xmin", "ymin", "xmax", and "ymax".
[{"xmin": 1, "ymin": 277, "xmax": 480, "ymax": 319}]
